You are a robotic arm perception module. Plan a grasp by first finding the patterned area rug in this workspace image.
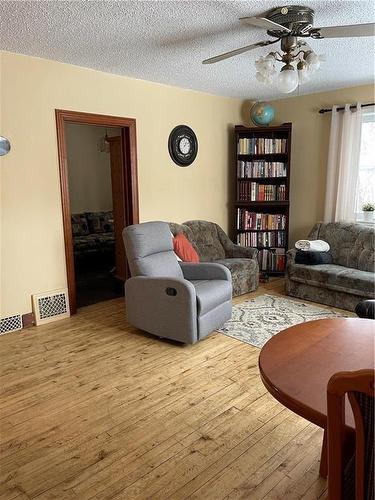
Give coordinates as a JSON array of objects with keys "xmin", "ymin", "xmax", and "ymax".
[{"xmin": 218, "ymin": 294, "xmax": 350, "ymax": 348}]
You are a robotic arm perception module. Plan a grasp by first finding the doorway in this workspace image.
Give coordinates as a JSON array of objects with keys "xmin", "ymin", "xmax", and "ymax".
[{"xmin": 56, "ymin": 110, "xmax": 139, "ymax": 314}]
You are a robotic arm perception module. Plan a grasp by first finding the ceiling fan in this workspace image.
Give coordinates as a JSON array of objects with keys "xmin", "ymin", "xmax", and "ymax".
[{"xmin": 202, "ymin": 5, "xmax": 375, "ymax": 93}]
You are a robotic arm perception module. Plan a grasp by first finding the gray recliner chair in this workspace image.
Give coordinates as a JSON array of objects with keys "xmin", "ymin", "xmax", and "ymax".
[{"xmin": 123, "ymin": 221, "xmax": 232, "ymax": 344}]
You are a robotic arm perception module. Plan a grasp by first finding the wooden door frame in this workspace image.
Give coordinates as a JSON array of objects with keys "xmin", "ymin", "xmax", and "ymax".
[{"xmin": 55, "ymin": 109, "xmax": 139, "ymax": 314}]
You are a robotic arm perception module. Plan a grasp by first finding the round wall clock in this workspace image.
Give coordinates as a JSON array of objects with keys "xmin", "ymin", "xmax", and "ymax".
[{"xmin": 168, "ymin": 125, "xmax": 198, "ymax": 166}]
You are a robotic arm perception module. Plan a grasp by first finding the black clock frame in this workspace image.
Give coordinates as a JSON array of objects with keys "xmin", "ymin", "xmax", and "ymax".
[{"xmin": 168, "ymin": 125, "xmax": 198, "ymax": 167}]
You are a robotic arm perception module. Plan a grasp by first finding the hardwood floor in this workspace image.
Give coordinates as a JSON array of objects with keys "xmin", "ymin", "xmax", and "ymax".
[{"xmin": 0, "ymin": 279, "xmax": 329, "ymax": 499}]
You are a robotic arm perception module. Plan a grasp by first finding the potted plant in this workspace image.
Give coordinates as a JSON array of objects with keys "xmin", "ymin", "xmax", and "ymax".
[{"xmin": 362, "ymin": 203, "xmax": 375, "ymax": 222}]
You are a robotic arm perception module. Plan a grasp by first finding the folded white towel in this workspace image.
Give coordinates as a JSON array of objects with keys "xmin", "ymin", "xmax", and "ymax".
[{"xmin": 295, "ymin": 240, "xmax": 330, "ymax": 252}]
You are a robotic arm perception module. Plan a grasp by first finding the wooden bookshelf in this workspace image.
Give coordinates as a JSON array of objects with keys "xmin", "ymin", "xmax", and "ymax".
[{"xmin": 234, "ymin": 123, "xmax": 292, "ymax": 276}]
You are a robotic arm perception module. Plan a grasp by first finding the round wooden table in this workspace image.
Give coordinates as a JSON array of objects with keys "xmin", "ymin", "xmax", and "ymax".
[{"xmin": 259, "ymin": 318, "xmax": 375, "ymax": 477}]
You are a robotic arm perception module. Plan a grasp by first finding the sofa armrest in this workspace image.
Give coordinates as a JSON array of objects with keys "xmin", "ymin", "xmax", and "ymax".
[
  {"xmin": 125, "ymin": 276, "xmax": 198, "ymax": 343},
  {"xmin": 179, "ymin": 262, "xmax": 232, "ymax": 282},
  {"xmin": 227, "ymin": 244, "xmax": 258, "ymax": 259},
  {"xmin": 286, "ymin": 248, "xmax": 297, "ymax": 263}
]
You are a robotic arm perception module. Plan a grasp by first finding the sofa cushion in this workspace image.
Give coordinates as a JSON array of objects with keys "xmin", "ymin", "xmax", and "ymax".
[
  {"xmin": 308, "ymin": 222, "xmax": 374, "ymax": 272},
  {"xmin": 288, "ymin": 262, "xmax": 374, "ymax": 299},
  {"xmin": 191, "ymin": 279, "xmax": 232, "ymax": 315},
  {"xmin": 184, "ymin": 220, "xmax": 226, "ymax": 261}
]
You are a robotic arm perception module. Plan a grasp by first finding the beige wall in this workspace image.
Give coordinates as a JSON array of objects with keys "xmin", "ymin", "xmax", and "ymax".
[
  {"xmin": 1, "ymin": 49, "xmax": 373, "ymax": 318},
  {"xmin": 66, "ymin": 124, "xmax": 119, "ymax": 213},
  {"xmin": 0, "ymin": 51, "xmax": 242, "ymax": 317},
  {"xmin": 241, "ymin": 84, "xmax": 374, "ymax": 244}
]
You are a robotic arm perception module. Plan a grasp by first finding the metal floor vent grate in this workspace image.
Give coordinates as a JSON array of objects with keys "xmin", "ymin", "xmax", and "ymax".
[
  {"xmin": 32, "ymin": 289, "xmax": 70, "ymax": 325},
  {"xmin": 0, "ymin": 314, "xmax": 23, "ymax": 335}
]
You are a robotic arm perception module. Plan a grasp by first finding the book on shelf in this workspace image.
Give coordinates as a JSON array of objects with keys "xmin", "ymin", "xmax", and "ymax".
[
  {"xmin": 238, "ymin": 182, "xmax": 286, "ymax": 202},
  {"xmin": 237, "ymin": 160, "xmax": 286, "ymax": 179},
  {"xmin": 258, "ymin": 248, "xmax": 286, "ymax": 272},
  {"xmin": 236, "ymin": 210, "xmax": 286, "ymax": 230},
  {"xmin": 237, "ymin": 137, "xmax": 287, "ymax": 155},
  {"xmin": 236, "ymin": 231, "xmax": 286, "ymax": 248}
]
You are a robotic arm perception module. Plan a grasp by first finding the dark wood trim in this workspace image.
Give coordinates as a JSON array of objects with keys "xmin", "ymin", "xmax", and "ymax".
[
  {"xmin": 55, "ymin": 109, "xmax": 139, "ymax": 314},
  {"xmin": 327, "ymin": 369, "xmax": 375, "ymax": 500}
]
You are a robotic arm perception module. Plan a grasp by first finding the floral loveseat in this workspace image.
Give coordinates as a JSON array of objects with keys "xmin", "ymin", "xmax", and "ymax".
[
  {"xmin": 286, "ymin": 222, "xmax": 375, "ymax": 311},
  {"xmin": 71, "ymin": 211, "xmax": 114, "ymax": 257}
]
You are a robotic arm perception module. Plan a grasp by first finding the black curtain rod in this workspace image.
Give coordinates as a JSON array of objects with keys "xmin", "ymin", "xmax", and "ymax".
[{"xmin": 319, "ymin": 102, "xmax": 375, "ymax": 114}]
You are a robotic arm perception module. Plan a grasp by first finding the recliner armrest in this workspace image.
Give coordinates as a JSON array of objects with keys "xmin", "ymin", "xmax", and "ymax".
[
  {"xmin": 125, "ymin": 276, "xmax": 198, "ymax": 344},
  {"xmin": 179, "ymin": 262, "xmax": 232, "ymax": 282}
]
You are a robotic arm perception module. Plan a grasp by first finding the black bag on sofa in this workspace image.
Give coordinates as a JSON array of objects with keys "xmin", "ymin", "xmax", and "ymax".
[{"xmin": 295, "ymin": 250, "xmax": 333, "ymax": 265}]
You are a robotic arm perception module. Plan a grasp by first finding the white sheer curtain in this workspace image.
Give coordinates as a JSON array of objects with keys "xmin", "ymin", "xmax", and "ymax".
[{"xmin": 324, "ymin": 103, "xmax": 363, "ymax": 223}]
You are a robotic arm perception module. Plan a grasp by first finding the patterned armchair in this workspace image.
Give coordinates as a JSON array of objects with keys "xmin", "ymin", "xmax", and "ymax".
[
  {"xmin": 169, "ymin": 220, "xmax": 259, "ymax": 296},
  {"xmin": 327, "ymin": 369, "xmax": 374, "ymax": 500}
]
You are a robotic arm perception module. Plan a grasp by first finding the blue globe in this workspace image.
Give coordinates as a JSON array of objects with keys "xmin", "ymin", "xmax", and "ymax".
[{"xmin": 250, "ymin": 102, "xmax": 275, "ymax": 126}]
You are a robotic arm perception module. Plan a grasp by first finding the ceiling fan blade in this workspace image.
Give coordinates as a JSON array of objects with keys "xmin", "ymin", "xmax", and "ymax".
[
  {"xmin": 313, "ymin": 22, "xmax": 375, "ymax": 38},
  {"xmin": 240, "ymin": 16, "xmax": 291, "ymax": 33},
  {"xmin": 202, "ymin": 40, "xmax": 274, "ymax": 64}
]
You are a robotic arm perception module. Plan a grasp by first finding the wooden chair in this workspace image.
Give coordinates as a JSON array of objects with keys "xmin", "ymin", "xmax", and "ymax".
[{"xmin": 327, "ymin": 369, "xmax": 374, "ymax": 500}]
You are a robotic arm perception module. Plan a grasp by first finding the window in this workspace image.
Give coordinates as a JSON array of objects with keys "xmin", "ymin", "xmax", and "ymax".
[{"xmin": 356, "ymin": 109, "xmax": 375, "ymax": 222}]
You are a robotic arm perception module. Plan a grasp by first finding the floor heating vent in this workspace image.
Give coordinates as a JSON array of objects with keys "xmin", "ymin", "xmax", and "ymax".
[
  {"xmin": 0, "ymin": 314, "xmax": 23, "ymax": 335},
  {"xmin": 32, "ymin": 289, "xmax": 70, "ymax": 326}
]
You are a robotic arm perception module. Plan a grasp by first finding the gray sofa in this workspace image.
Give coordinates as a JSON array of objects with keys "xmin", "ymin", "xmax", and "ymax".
[
  {"xmin": 170, "ymin": 220, "xmax": 259, "ymax": 296},
  {"xmin": 123, "ymin": 221, "xmax": 232, "ymax": 344},
  {"xmin": 286, "ymin": 222, "xmax": 375, "ymax": 311}
]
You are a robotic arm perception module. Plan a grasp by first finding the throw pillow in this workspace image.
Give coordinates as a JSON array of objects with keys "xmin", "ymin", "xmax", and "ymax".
[
  {"xmin": 173, "ymin": 233, "xmax": 199, "ymax": 263},
  {"xmin": 170, "ymin": 231, "xmax": 182, "ymax": 261}
]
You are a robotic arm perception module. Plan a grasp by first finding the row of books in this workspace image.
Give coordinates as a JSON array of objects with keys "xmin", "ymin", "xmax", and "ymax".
[
  {"xmin": 237, "ymin": 231, "xmax": 286, "ymax": 248},
  {"xmin": 237, "ymin": 137, "xmax": 288, "ymax": 155},
  {"xmin": 237, "ymin": 161, "xmax": 287, "ymax": 179},
  {"xmin": 237, "ymin": 210, "xmax": 286, "ymax": 230},
  {"xmin": 238, "ymin": 182, "xmax": 287, "ymax": 201},
  {"xmin": 258, "ymin": 248, "xmax": 286, "ymax": 272}
]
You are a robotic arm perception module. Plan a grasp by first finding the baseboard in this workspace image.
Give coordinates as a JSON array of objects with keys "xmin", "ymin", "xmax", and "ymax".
[{"xmin": 0, "ymin": 312, "xmax": 35, "ymax": 335}]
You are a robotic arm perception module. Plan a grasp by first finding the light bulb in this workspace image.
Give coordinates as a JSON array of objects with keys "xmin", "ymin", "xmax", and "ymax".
[
  {"xmin": 277, "ymin": 65, "xmax": 299, "ymax": 93},
  {"xmin": 256, "ymin": 71, "xmax": 274, "ymax": 85},
  {"xmin": 298, "ymin": 67, "xmax": 310, "ymax": 84},
  {"xmin": 297, "ymin": 60, "xmax": 310, "ymax": 84},
  {"xmin": 305, "ymin": 51, "xmax": 320, "ymax": 71},
  {"xmin": 255, "ymin": 55, "xmax": 275, "ymax": 75}
]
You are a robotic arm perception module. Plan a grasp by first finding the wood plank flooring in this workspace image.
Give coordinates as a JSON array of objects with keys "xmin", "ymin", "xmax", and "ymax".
[{"xmin": 0, "ymin": 279, "xmax": 330, "ymax": 499}]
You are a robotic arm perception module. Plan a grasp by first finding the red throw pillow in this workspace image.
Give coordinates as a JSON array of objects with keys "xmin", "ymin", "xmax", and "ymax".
[{"xmin": 173, "ymin": 233, "xmax": 200, "ymax": 263}]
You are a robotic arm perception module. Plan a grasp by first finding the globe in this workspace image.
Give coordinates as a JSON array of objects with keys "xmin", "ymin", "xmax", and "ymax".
[{"xmin": 250, "ymin": 102, "xmax": 275, "ymax": 126}]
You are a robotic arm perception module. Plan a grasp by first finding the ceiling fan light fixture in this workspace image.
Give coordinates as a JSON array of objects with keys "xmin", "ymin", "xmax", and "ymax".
[
  {"xmin": 277, "ymin": 64, "xmax": 299, "ymax": 93},
  {"xmin": 202, "ymin": 7, "xmax": 375, "ymax": 94}
]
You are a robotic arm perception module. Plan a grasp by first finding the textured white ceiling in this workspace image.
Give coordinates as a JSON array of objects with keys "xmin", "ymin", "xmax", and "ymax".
[{"xmin": 0, "ymin": 0, "xmax": 374, "ymax": 99}]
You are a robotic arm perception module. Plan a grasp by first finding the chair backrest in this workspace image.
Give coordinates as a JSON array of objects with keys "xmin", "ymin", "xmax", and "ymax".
[
  {"xmin": 123, "ymin": 221, "xmax": 183, "ymax": 279},
  {"xmin": 327, "ymin": 369, "xmax": 374, "ymax": 500},
  {"xmin": 309, "ymin": 222, "xmax": 374, "ymax": 272},
  {"xmin": 183, "ymin": 220, "xmax": 226, "ymax": 261}
]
